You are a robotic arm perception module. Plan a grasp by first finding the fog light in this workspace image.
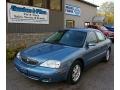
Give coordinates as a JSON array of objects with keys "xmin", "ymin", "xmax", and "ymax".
[{"xmin": 42, "ymin": 78, "xmax": 52, "ymax": 82}]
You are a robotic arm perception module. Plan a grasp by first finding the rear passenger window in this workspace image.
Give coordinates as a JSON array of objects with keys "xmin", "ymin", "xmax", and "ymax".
[
  {"xmin": 96, "ymin": 31, "xmax": 106, "ymax": 41},
  {"xmin": 87, "ymin": 32, "xmax": 97, "ymax": 43}
]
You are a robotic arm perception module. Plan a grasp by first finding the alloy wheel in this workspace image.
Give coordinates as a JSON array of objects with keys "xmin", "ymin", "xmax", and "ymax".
[
  {"xmin": 106, "ymin": 50, "xmax": 110, "ymax": 61},
  {"xmin": 72, "ymin": 65, "xmax": 81, "ymax": 82}
]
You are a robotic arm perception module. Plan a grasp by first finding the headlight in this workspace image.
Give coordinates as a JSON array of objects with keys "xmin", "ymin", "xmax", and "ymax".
[
  {"xmin": 17, "ymin": 52, "xmax": 21, "ymax": 59},
  {"xmin": 40, "ymin": 60, "xmax": 61, "ymax": 68}
]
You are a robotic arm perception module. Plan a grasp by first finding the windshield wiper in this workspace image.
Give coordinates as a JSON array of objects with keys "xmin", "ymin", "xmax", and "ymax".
[
  {"xmin": 43, "ymin": 41, "xmax": 60, "ymax": 45},
  {"xmin": 58, "ymin": 42, "xmax": 72, "ymax": 47}
]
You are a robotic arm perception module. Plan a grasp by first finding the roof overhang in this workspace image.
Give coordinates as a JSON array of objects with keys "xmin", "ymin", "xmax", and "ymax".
[{"xmin": 78, "ymin": 0, "xmax": 99, "ymax": 7}]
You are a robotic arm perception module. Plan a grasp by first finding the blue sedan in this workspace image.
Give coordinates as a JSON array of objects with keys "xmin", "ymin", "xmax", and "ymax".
[{"xmin": 14, "ymin": 28, "xmax": 112, "ymax": 84}]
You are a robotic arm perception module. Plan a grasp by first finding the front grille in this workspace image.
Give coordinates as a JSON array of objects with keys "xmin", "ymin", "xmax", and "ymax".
[
  {"xmin": 21, "ymin": 57, "xmax": 39, "ymax": 65},
  {"xmin": 109, "ymin": 34, "xmax": 114, "ymax": 37}
]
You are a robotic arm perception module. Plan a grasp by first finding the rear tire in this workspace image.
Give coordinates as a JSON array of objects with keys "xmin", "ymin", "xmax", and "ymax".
[
  {"xmin": 104, "ymin": 49, "xmax": 111, "ymax": 62},
  {"xmin": 111, "ymin": 39, "xmax": 114, "ymax": 43},
  {"xmin": 67, "ymin": 61, "xmax": 82, "ymax": 84}
]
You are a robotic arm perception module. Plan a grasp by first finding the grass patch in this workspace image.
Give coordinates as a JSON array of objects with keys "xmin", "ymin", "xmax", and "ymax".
[{"xmin": 6, "ymin": 46, "xmax": 26, "ymax": 63}]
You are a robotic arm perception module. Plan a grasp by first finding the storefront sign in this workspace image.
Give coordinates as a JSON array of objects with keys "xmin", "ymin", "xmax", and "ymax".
[
  {"xmin": 65, "ymin": 4, "xmax": 81, "ymax": 16},
  {"xmin": 7, "ymin": 3, "xmax": 49, "ymax": 24}
]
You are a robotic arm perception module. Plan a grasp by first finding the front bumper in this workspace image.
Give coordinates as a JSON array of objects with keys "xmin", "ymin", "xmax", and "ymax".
[
  {"xmin": 14, "ymin": 58, "xmax": 67, "ymax": 82},
  {"xmin": 108, "ymin": 34, "xmax": 114, "ymax": 42},
  {"xmin": 108, "ymin": 36, "xmax": 114, "ymax": 42},
  {"xmin": 109, "ymin": 36, "xmax": 114, "ymax": 39}
]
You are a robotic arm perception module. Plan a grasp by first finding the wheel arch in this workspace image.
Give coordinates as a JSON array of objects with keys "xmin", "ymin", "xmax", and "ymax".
[
  {"xmin": 74, "ymin": 58, "xmax": 85, "ymax": 71},
  {"xmin": 108, "ymin": 47, "xmax": 111, "ymax": 52}
]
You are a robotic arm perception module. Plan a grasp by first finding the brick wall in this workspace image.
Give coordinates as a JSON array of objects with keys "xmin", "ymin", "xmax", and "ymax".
[{"xmin": 6, "ymin": 32, "xmax": 53, "ymax": 49}]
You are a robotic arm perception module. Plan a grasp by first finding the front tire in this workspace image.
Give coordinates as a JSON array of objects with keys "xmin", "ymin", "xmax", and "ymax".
[{"xmin": 67, "ymin": 61, "xmax": 82, "ymax": 84}]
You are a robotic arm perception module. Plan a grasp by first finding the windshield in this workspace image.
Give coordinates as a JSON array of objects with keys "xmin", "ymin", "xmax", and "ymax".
[{"xmin": 44, "ymin": 30, "xmax": 87, "ymax": 47}]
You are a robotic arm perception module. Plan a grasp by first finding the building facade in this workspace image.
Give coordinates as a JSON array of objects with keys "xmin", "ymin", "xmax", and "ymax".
[
  {"xmin": 6, "ymin": 0, "xmax": 97, "ymax": 48},
  {"xmin": 64, "ymin": 0, "xmax": 97, "ymax": 28}
]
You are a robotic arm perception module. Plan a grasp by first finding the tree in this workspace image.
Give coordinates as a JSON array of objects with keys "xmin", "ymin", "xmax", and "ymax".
[{"xmin": 98, "ymin": 2, "xmax": 114, "ymax": 24}]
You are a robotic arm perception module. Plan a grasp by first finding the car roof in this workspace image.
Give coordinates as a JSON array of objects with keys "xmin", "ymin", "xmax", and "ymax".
[{"xmin": 63, "ymin": 28, "xmax": 99, "ymax": 33}]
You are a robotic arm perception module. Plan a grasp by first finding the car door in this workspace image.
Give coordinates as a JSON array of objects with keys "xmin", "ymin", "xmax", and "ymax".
[
  {"xmin": 84, "ymin": 31, "xmax": 100, "ymax": 65},
  {"xmin": 95, "ymin": 31, "xmax": 108, "ymax": 58}
]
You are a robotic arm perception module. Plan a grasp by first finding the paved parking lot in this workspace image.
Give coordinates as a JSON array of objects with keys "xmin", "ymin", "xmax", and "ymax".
[{"xmin": 6, "ymin": 44, "xmax": 114, "ymax": 90}]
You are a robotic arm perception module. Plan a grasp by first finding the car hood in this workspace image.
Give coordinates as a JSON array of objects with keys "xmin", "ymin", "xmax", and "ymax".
[{"xmin": 21, "ymin": 43, "xmax": 80, "ymax": 62}]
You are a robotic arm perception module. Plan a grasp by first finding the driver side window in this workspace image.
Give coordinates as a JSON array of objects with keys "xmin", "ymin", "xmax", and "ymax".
[
  {"xmin": 96, "ymin": 31, "xmax": 106, "ymax": 42},
  {"xmin": 87, "ymin": 32, "xmax": 98, "ymax": 43}
]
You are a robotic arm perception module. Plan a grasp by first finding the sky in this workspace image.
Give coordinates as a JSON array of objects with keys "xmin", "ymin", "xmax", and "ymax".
[{"xmin": 85, "ymin": 0, "xmax": 114, "ymax": 6}]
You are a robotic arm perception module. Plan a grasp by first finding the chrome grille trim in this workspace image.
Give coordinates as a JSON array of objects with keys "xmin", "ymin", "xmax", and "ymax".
[{"xmin": 21, "ymin": 57, "xmax": 39, "ymax": 65}]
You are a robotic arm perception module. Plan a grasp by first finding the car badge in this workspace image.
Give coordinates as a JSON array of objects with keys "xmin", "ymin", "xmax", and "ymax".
[{"xmin": 27, "ymin": 59, "xmax": 30, "ymax": 62}]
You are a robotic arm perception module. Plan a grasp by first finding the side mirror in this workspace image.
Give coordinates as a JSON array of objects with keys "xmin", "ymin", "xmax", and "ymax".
[
  {"xmin": 88, "ymin": 43, "xmax": 96, "ymax": 46},
  {"xmin": 86, "ymin": 42, "xmax": 96, "ymax": 48}
]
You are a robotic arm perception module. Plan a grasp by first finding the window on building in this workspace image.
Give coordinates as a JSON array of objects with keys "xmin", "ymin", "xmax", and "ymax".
[
  {"xmin": 9, "ymin": 0, "xmax": 29, "ymax": 5},
  {"xmin": 50, "ymin": 0, "xmax": 62, "ymax": 11},
  {"xmin": 66, "ymin": 20, "xmax": 75, "ymax": 28},
  {"xmin": 8, "ymin": 0, "xmax": 62, "ymax": 10},
  {"xmin": 33, "ymin": 0, "xmax": 47, "ymax": 8}
]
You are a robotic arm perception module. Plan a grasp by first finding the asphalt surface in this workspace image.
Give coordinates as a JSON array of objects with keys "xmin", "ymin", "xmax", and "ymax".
[{"xmin": 6, "ymin": 44, "xmax": 114, "ymax": 90}]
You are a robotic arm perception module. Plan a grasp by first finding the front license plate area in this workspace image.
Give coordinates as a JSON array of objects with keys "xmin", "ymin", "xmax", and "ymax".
[{"xmin": 19, "ymin": 67, "xmax": 28, "ymax": 75}]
